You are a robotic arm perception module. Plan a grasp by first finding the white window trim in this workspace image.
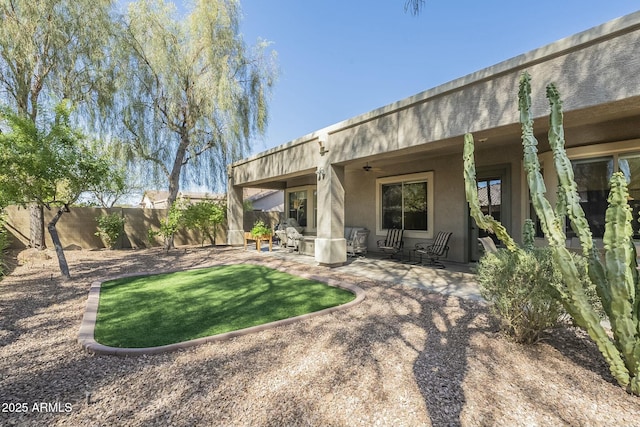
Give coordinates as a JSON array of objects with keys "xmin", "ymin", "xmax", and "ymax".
[
  {"xmin": 530, "ymin": 139, "xmax": 640, "ymax": 210},
  {"xmin": 376, "ymin": 171, "xmax": 434, "ymax": 239},
  {"xmin": 531, "ymin": 138, "xmax": 640, "ymax": 240},
  {"xmin": 285, "ymin": 185, "xmax": 317, "ymax": 231}
]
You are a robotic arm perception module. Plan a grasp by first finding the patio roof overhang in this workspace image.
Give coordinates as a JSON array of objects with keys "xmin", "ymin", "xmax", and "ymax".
[{"xmin": 230, "ymin": 11, "xmax": 640, "ymax": 189}]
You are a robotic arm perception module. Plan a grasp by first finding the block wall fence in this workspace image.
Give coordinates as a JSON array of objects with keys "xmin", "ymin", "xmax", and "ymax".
[{"xmin": 4, "ymin": 206, "xmax": 282, "ymax": 250}]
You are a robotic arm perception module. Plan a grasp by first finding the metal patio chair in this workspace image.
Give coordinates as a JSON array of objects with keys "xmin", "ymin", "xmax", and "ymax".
[
  {"xmin": 377, "ymin": 228, "xmax": 404, "ymax": 260},
  {"xmin": 414, "ymin": 231, "xmax": 452, "ymax": 268}
]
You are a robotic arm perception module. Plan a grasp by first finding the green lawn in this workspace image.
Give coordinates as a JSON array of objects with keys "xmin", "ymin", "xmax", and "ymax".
[{"xmin": 94, "ymin": 264, "xmax": 355, "ymax": 348}]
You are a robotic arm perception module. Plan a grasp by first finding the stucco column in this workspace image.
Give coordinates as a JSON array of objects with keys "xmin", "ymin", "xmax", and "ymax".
[
  {"xmin": 315, "ymin": 163, "xmax": 347, "ymax": 266},
  {"xmin": 227, "ymin": 184, "xmax": 244, "ymax": 246}
]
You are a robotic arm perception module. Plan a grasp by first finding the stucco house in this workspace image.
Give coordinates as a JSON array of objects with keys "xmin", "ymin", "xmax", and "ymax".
[{"xmin": 227, "ymin": 11, "xmax": 640, "ymax": 267}]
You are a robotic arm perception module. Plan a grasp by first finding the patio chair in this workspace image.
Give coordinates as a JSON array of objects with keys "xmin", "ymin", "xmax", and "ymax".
[
  {"xmin": 477, "ymin": 236, "xmax": 498, "ymax": 254},
  {"xmin": 275, "ymin": 218, "xmax": 304, "ymax": 250},
  {"xmin": 283, "ymin": 226, "xmax": 304, "ymax": 252},
  {"xmin": 377, "ymin": 228, "xmax": 404, "ymax": 260},
  {"xmin": 414, "ymin": 231, "xmax": 452, "ymax": 268},
  {"xmin": 346, "ymin": 229, "xmax": 370, "ymax": 257}
]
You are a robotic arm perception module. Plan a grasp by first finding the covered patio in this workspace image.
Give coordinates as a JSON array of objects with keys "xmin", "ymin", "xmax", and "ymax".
[
  {"xmin": 227, "ymin": 11, "xmax": 640, "ymax": 268},
  {"xmin": 246, "ymin": 242, "xmax": 481, "ymax": 302}
]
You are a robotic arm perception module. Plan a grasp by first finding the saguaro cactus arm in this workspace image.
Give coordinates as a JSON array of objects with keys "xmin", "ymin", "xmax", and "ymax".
[
  {"xmin": 463, "ymin": 133, "xmax": 518, "ymax": 252},
  {"xmin": 604, "ymin": 173, "xmax": 640, "ymax": 378},
  {"xmin": 518, "ymin": 72, "xmax": 631, "ymax": 389},
  {"xmin": 546, "ymin": 84, "xmax": 611, "ymax": 314}
]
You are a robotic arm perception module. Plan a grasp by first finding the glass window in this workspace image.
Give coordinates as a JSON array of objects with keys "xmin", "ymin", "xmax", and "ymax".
[
  {"xmin": 381, "ymin": 180, "xmax": 428, "ymax": 231},
  {"xmin": 288, "ymin": 190, "xmax": 307, "ymax": 227},
  {"xmin": 571, "ymin": 157, "xmax": 612, "ymax": 238},
  {"xmin": 381, "ymin": 183, "xmax": 402, "ymax": 229},
  {"xmin": 403, "ymin": 181, "xmax": 428, "ymax": 231},
  {"xmin": 620, "ymin": 154, "xmax": 640, "ymax": 239},
  {"xmin": 313, "ymin": 189, "xmax": 318, "ymax": 230}
]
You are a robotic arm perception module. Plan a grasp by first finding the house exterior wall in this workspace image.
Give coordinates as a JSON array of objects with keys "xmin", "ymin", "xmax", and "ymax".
[{"xmin": 228, "ymin": 11, "xmax": 640, "ymax": 265}]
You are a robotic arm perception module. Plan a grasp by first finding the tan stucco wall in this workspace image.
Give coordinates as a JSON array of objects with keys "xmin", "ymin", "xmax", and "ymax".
[
  {"xmin": 5, "ymin": 206, "xmax": 231, "ymax": 250},
  {"xmin": 343, "ymin": 141, "xmax": 524, "ymax": 262}
]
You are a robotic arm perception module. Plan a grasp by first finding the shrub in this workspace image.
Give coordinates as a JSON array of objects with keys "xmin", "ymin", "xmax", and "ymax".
[
  {"xmin": 477, "ymin": 247, "xmax": 566, "ymax": 344},
  {"xmin": 181, "ymin": 200, "xmax": 225, "ymax": 246},
  {"xmin": 147, "ymin": 200, "xmax": 185, "ymax": 246},
  {"xmin": 95, "ymin": 213, "xmax": 125, "ymax": 249},
  {"xmin": 250, "ymin": 220, "xmax": 271, "ymax": 238}
]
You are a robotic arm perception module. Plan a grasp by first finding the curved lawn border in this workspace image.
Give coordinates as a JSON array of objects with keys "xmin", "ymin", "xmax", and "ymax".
[{"xmin": 78, "ymin": 263, "xmax": 365, "ymax": 356}]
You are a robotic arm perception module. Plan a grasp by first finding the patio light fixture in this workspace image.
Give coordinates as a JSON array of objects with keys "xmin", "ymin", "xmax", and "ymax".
[
  {"xmin": 316, "ymin": 167, "xmax": 326, "ymax": 180},
  {"xmin": 363, "ymin": 163, "xmax": 372, "ymax": 172}
]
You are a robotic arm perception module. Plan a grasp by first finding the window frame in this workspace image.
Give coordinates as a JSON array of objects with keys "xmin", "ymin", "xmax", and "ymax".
[
  {"xmin": 285, "ymin": 185, "xmax": 317, "ymax": 231},
  {"xmin": 532, "ymin": 139, "xmax": 640, "ymax": 240},
  {"xmin": 375, "ymin": 171, "xmax": 434, "ymax": 239}
]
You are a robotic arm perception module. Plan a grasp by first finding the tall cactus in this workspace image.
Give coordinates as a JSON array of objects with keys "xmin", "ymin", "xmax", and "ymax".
[{"xmin": 464, "ymin": 72, "xmax": 640, "ymax": 395}]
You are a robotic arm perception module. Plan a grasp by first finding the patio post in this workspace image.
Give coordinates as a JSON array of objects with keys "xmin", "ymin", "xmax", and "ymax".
[
  {"xmin": 227, "ymin": 183, "xmax": 244, "ymax": 246},
  {"xmin": 315, "ymin": 163, "xmax": 347, "ymax": 266}
]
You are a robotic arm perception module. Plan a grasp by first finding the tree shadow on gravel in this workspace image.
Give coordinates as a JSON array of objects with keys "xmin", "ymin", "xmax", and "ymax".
[
  {"xmin": 410, "ymin": 291, "xmax": 495, "ymax": 427},
  {"xmin": 327, "ymin": 280, "xmax": 496, "ymax": 427},
  {"xmin": 543, "ymin": 325, "xmax": 618, "ymax": 386}
]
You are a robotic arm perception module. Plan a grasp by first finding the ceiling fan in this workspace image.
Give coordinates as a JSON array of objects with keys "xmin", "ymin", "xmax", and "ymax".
[{"xmin": 362, "ymin": 162, "xmax": 382, "ymax": 172}]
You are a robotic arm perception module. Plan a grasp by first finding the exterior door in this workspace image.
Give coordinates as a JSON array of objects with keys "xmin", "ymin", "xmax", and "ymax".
[{"xmin": 469, "ymin": 167, "xmax": 510, "ymax": 261}]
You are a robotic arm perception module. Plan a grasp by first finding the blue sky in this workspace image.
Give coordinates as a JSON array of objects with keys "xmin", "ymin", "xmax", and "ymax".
[{"xmin": 234, "ymin": 1, "xmax": 639, "ymax": 155}]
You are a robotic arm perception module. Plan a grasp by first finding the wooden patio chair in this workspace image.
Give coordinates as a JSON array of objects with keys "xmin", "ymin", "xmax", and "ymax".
[
  {"xmin": 414, "ymin": 231, "xmax": 452, "ymax": 269},
  {"xmin": 377, "ymin": 228, "xmax": 404, "ymax": 260}
]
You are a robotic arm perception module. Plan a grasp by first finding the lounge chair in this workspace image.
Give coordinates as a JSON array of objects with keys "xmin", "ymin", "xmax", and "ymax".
[
  {"xmin": 346, "ymin": 229, "xmax": 370, "ymax": 257},
  {"xmin": 414, "ymin": 231, "xmax": 452, "ymax": 268},
  {"xmin": 477, "ymin": 236, "xmax": 498, "ymax": 254},
  {"xmin": 377, "ymin": 228, "xmax": 404, "ymax": 260},
  {"xmin": 275, "ymin": 218, "xmax": 304, "ymax": 250}
]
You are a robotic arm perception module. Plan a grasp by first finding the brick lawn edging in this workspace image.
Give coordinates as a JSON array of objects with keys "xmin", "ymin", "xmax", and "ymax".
[{"xmin": 78, "ymin": 263, "xmax": 366, "ymax": 356}]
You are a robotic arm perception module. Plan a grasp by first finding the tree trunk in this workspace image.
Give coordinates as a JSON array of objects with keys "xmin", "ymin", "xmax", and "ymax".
[
  {"xmin": 47, "ymin": 207, "xmax": 71, "ymax": 280},
  {"xmin": 29, "ymin": 203, "xmax": 45, "ymax": 249},
  {"xmin": 163, "ymin": 135, "xmax": 190, "ymax": 251}
]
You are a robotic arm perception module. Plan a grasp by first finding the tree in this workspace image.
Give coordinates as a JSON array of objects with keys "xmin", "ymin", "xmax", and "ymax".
[
  {"xmin": 404, "ymin": 0, "xmax": 425, "ymax": 15},
  {"xmin": 182, "ymin": 199, "xmax": 226, "ymax": 246},
  {"xmin": 115, "ymin": 0, "xmax": 276, "ymax": 250},
  {"xmin": 83, "ymin": 140, "xmax": 141, "ymax": 208},
  {"xmin": 0, "ymin": 102, "xmax": 111, "ymax": 279},
  {"xmin": 0, "ymin": 0, "xmax": 120, "ymax": 248}
]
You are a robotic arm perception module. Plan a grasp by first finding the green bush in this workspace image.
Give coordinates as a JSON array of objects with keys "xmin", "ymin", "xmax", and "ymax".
[
  {"xmin": 95, "ymin": 213, "xmax": 125, "ymax": 249},
  {"xmin": 181, "ymin": 200, "xmax": 225, "ymax": 246},
  {"xmin": 147, "ymin": 200, "xmax": 186, "ymax": 247},
  {"xmin": 250, "ymin": 220, "xmax": 271, "ymax": 238},
  {"xmin": 477, "ymin": 247, "xmax": 566, "ymax": 344}
]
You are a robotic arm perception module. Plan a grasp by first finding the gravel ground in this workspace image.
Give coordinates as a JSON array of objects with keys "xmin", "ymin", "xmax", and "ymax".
[{"xmin": 1, "ymin": 246, "xmax": 639, "ymax": 426}]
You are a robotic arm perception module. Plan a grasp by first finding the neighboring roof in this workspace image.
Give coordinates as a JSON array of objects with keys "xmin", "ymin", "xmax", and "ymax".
[
  {"xmin": 477, "ymin": 183, "xmax": 502, "ymax": 207},
  {"xmin": 140, "ymin": 190, "xmax": 225, "ymax": 206},
  {"xmin": 140, "ymin": 189, "xmax": 282, "ymax": 205},
  {"xmin": 244, "ymin": 189, "xmax": 282, "ymax": 202}
]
